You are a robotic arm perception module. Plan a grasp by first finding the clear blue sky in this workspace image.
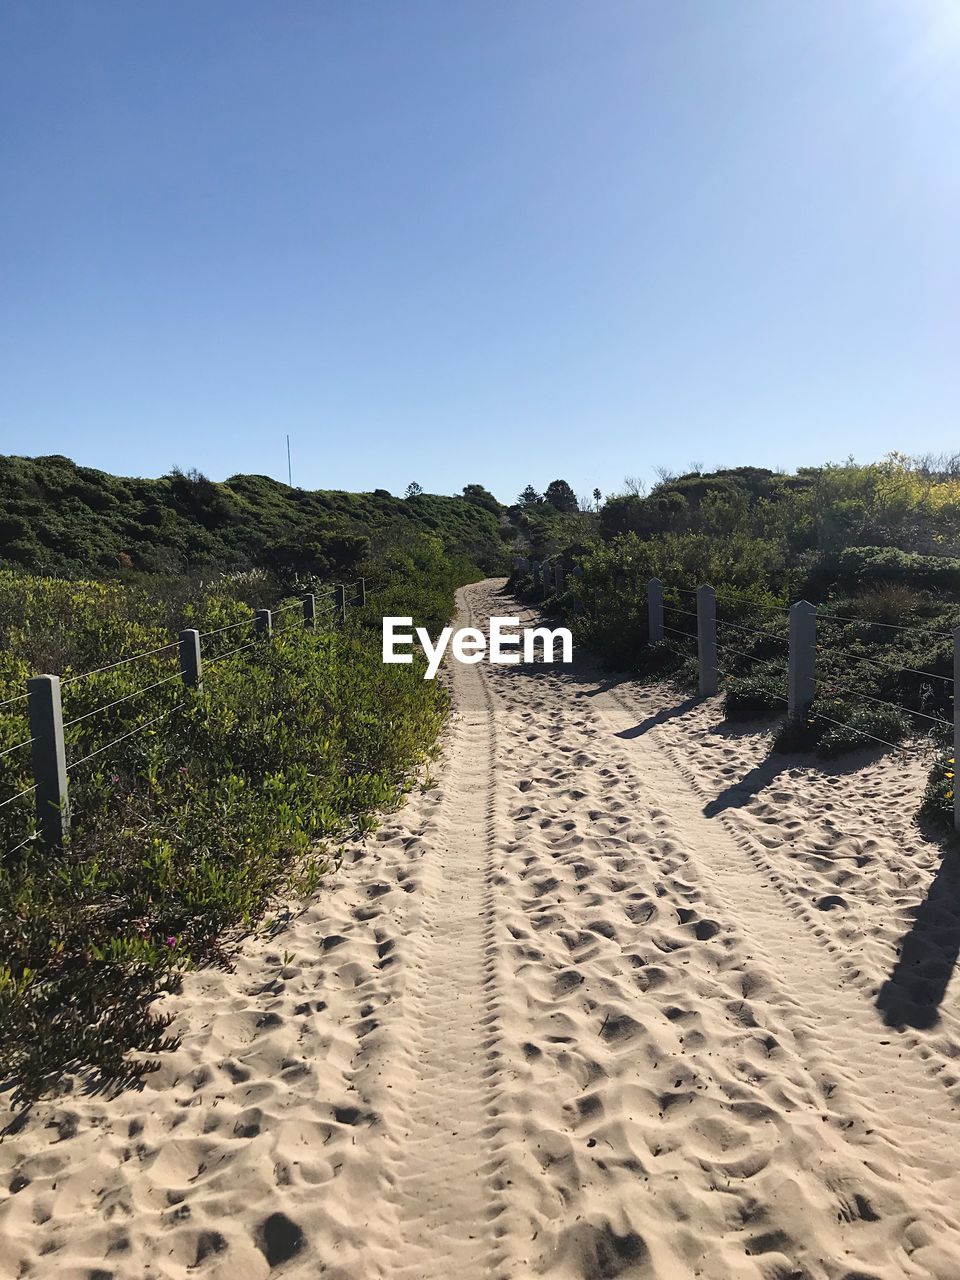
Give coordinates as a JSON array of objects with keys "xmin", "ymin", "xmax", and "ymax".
[{"xmin": 1, "ymin": 2, "xmax": 958, "ymax": 504}]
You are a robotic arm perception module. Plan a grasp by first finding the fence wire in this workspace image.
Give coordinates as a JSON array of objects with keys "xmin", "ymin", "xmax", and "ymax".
[
  {"xmin": 802, "ymin": 708, "xmax": 917, "ymax": 756},
  {"xmin": 823, "ymin": 646, "xmax": 953, "ymax": 685},
  {"xmin": 205, "ymin": 638, "xmax": 261, "ymax": 666},
  {"xmin": 0, "ymin": 783, "xmax": 38, "ymax": 810},
  {"xmin": 0, "ymin": 582, "xmax": 372, "ymax": 850},
  {"xmin": 655, "ymin": 583, "xmax": 956, "ymax": 772},
  {"xmin": 662, "ymin": 624, "xmax": 697, "ymax": 643},
  {"xmin": 199, "ymin": 617, "xmax": 255, "ymax": 640},
  {"xmin": 821, "ymin": 682, "xmax": 952, "ymax": 729},
  {"xmin": 63, "ymin": 672, "xmax": 183, "ymax": 730},
  {"xmin": 717, "ymin": 619, "xmax": 787, "ymax": 643},
  {"xmin": 717, "ymin": 642, "xmax": 785, "ymax": 670},
  {"xmin": 61, "ymin": 641, "xmax": 180, "ymax": 685},
  {"xmin": 68, "ymin": 703, "xmax": 186, "ymax": 772},
  {"xmin": 819, "ymin": 612, "xmax": 954, "ymax": 639}
]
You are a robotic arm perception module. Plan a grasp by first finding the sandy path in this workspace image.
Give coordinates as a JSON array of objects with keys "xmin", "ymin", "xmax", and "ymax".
[
  {"xmin": 371, "ymin": 586, "xmax": 508, "ymax": 1279},
  {"xmin": 3, "ymin": 578, "xmax": 960, "ymax": 1279}
]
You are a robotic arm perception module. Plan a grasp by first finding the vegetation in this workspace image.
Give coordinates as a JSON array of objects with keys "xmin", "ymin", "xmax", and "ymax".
[
  {"xmin": 4, "ymin": 446, "xmax": 958, "ymax": 1094},
  {"xmin": 0, "ymin": 454, "xmax": 508, "ymax": 580},
  {"xmin": 508, "ymin": 478, "xmax": 597, "ymax": 560},
  {"xmin": 513, "ymin": 455, "xmax": 960, "ymax": 832},
  {"xmin": 0, "ymin": 455, "xmax": 490, "ymax": 1096}
]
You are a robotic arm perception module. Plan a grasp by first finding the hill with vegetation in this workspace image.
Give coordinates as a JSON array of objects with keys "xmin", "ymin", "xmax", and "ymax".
[{"xmin": 0, "ymin": 454, "xmax": 509, "ymax": 581}]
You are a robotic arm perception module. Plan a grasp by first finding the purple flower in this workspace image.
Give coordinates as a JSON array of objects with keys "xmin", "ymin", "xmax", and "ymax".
[{"xmin": 165, "ymin": 936, "xmax": 177, "ymax": 947}]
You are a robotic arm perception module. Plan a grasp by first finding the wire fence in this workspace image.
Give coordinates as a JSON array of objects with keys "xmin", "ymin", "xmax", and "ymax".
[
  {"xmin": 513, "ymin": 557, "xmax": 959, "ymax": 828},
  {"xmin": 60, "ymin": 641, "xmax": 181, "ymax": 685},
  {"xmin": 0, "ymin": 578, "xmax": 373, "ymax": 856}
]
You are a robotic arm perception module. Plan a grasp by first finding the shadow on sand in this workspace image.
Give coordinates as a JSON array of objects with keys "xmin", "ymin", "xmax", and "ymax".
[
  {"xmin": 490, "ymin": 640, "xmax": 960, "ymax": 1030},
  {"xmin": 876, "ymin": 839, "xmax": 960, "ymax": 1031}
]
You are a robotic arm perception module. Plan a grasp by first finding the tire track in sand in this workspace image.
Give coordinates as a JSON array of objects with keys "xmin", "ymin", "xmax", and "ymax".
[{"xmin": 374, "ymin": 586, "xmax": 512, "ymax": 1280}]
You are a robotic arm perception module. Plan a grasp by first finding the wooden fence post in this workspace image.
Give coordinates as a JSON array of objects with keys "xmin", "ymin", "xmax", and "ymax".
[
  {"xmin": 954, "ymin": 626, "xmax": 960, "ymax": 834},
  {"xmin": 356, "ymin": 578, "xmax": 367, "ymax": 608},
  {"xmin": 27, "ymin": 675, "xmax": 70, "ymax": 849},
  {"xmin": 254, "ymin": 608, "xmax": 272, "ymax": 638},
  {"xmin": 532, "ymin": 562, "xmax": 541, "ymax": 593},
  {"xmin": 647, "ymin": 578, "xmax": 664, "ymax": 644},
  {"xmin": 178, "ymin": 628, "xmax": 202, "ymax": 691},
  {"xmin": 788, "ymin": 601, "xmax": 816, "ymax": 721},
  {"xmin": 302, "ymin": 594, "xmax": 316, "ymax": 629},
  {"xmin": 334, "ymin": 584, "xmax": 346, "ymax": 627},
  {"xmin": 555, "ymin": 564, "xmax": 565, "ymax": 593},
  {"xmin": 697, "ymin": 585, "xmax": 718, "ymax": 696}
]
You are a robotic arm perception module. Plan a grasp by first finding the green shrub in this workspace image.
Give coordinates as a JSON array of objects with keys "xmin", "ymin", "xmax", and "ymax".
[
  {"xmin": 0, "ymin": 548, "xmax": 462, "ymax": 1098},
  {"xmin": 847, "ymin": 583, "xmax": 927, "ymax": 622},
  {"xmin": 836, "ymin": 546, "xmax": 960, "ymax": 594},
  {"xmin": 815, "ymin": 702, "xmax": 911, "ymax": 756},
  {"xmin": 723, "ymin": 672, "xmax": 786, "ymax": 721},
  {"xmin": 920, "ymin": 749, "xmax": 955, "ymax": 830}
]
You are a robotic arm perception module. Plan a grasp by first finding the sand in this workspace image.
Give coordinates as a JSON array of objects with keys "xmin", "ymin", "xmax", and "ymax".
[{"xmin": 3, "ymin": 577, "xmax": 960, "ymax": 1279}]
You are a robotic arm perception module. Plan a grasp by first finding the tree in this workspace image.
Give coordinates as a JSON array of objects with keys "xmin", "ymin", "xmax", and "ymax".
[
  {"xmin": 462, "ymin": 483, "xmax": 501, "ymax": 515},
  {"xmin": 544, "ymin": 479, "xmax": 578, "ymax": 514},
  {"xmin": 166, "ymin": 466, "xmax": 233, "ymax": 528},
  {"xmin": 592, "ymin": 487, "xmax": 602, "ymax": 511},
  {"xmin": 518, "ymin": 485, "xmax": 542, "ymax": 506},
  {"xmin": 264, "ymin": 530, "xmax": 370, "ymax": 579},
  {"xmin": 405, "ymin": 481, "xmax": 423, "ymax": 498}
]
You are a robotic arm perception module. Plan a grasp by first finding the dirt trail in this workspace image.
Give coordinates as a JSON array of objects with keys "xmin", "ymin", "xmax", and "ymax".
[
  {"xmin": 372, "ymin": 587, "xmax": 508, "ymax": 1280},
  {"xmin": 3, "ymin": 579, "xmax": 960, "ymax": 1280}
]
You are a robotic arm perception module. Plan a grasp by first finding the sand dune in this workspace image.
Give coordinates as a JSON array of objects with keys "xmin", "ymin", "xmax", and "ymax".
[{"xmin": 3, "ymin": 578, "xmax": 960, "ymax": 1279}]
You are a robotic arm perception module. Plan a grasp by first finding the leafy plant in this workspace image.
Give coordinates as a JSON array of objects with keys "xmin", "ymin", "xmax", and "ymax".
[{"xmin": 0, "ymin": 546, "xmax": 464, "ymax": 1099}]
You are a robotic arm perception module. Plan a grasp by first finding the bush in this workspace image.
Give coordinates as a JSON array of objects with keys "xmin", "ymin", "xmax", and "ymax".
[
  {"xmin": 723, "ymin": 672, "xmax": 786, "ymax": 721},
  {"xmin": 0, "ymin": 549, "xmax": 463, "ymax": 1098},
  {"xmin": 816, "ymin": 702, "xmax": 911, "ymax": 756},
  {"xmin": 836, "ymin": 546, "xmax": 960, "ymax": 595},
  {"xmin": 921, "ymin": 749, "xmax": 955, "ymax": 830},
  {"xmin": 848, "ymin": 583, "xmax": 927, "ymax": 622}
]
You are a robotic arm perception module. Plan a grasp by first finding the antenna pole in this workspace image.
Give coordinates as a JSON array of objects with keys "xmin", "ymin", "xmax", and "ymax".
[{"xmin": 286, "ymin": 434, "xmax": 292, "ymax": 486}]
